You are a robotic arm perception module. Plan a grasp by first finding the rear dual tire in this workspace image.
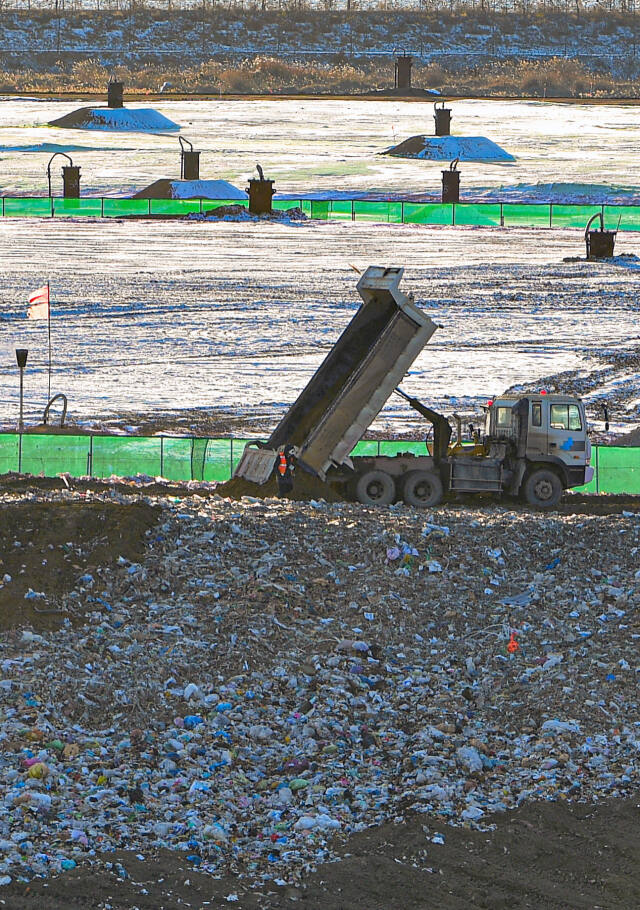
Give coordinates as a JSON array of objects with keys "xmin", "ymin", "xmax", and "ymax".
[
  {"xmin": 355, "ymin": 470, "xmax": 395, "ymax": 506},
  {"xmin": 401, "ymin": 470, "xmax": 443, "ymax": 508},
  {"xmin": 354, "ymin": 469, "xmax": 443, "ymax": 508}
]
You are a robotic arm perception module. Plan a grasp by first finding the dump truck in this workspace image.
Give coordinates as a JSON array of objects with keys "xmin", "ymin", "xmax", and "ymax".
[{"xmin": 234, "ymin": 266, "xmax": 593, "ymax": 509}]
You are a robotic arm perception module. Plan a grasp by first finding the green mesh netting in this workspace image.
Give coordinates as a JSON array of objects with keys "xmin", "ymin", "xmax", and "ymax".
[
  {"xmin": 502, "ymin": 204, "xmax": 551, "ymax": 227},
  {"xmin": 402, "ymin": 203, "xmax": 453, "ymax": 225},
  {"xmin": 91, "ymin": 436, "xmax": 162, "ymax": 478},
  {"xmin": 352, "ymin": 201, "xmax": 402, "ymax": 223},
  {"xmin": 4, "ymin": 198, "xmax": 53, "ymax": 217},
  {"xmin": 159, "ymin": 437, "xmax": 193, "ymax": 481},
  {"xmin": 272, "ymin": 200, "xmax": 305, "ymax": 212},
  {"xmin": 551, "ymin": 204, "xmax": 602, "ymax": 229},
  {"xmin": 150, "ymin": 200, "xmax": 201, "ymax": 216},
  {"xmin": 3, "ymin": 434, "xmax": 634, "ymax": 492},
  {"xmin": 603, "ymin": 206, "xmax": 640, "ymax": 232},
  {"xmin": 310, "ymin": 201, "xmax": 330, "ymax": 220},
  {"xmin": 102, "ymin": 199, "xmax": 151, "ymax": 218},
  {"xmin": 588, "ymin": 446, "xmax": 640, "ymax": 494},
  {"xmin": 0, "ymin": 434, "xmax": 20, "ymax": 473},
  {"xmin": 327, "ymin": 201, "xmax": 353, "ymax": 221},
  {"xmin": 4, "ymin": 198, "xmax": 640, "ymax": 231},
  {"xmin": 20, "ymin": 435, "xmax": 90, "ymax": 477},
  {"xmin": 454, "ymin": 204, "xmax": 502, "ymax": 227},
  {"xmin": 378, "ymin": 441, "xmax": 428, "ymax": 456},
  {"xmin": 190, "ymin": 438, "xmax": 209, "ymax": 482},
  {"xmin": 53, "ymin": 199, "xmax": 103, "ymax": 217},
  {"xmin": 351, "ymin": 440, "xmax": 380, "ymax": 456}
]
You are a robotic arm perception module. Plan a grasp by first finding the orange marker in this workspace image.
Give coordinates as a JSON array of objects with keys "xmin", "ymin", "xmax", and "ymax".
[{"xmin": 507, "ymin": 632, "xmax": 519, "ymax": 654}]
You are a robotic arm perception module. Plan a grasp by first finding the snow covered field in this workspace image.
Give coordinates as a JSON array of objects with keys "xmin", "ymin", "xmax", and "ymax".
[
  {"xmin": 1, "ymin": 97, "xmax": 640, "ymax": 199},
  {"xmin": 0, "ymin": 218, "xmax": 638, "ymax": 434},
  {"xmin": 0, "ymin": 98, "xmax": 639, "ymax": 435}
]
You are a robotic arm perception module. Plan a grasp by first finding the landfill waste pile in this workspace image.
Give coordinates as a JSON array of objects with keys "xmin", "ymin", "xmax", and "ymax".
[
  {"xmin": 1, "ymin": 483, "xmax": 640, "ymax": 906},
  {"xmin": 189, "ymin": 205, "xmax": 308, "ymax": 223}
]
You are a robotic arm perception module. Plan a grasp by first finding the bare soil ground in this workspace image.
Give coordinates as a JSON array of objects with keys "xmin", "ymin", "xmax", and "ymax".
[
  {"xmin": 4, "ymin": 797, "xmax": 640, "ymax": 909},
  {"xmin": 0, "ymin": 497, "xmax": 160, "ymax": 631}
]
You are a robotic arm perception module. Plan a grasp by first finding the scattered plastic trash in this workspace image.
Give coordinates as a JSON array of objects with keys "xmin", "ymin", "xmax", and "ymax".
[
  {"xmin": 422, "ymin": 521, "xmax": 450, "ymax": 538},
  {"xmin": 0, "ymin": 486, "xmax": 638, "ymax": 893}
]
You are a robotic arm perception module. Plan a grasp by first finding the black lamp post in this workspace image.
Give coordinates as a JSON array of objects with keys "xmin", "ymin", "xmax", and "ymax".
[{"xmin": 16, "ymin": 348, "xmax": 28, "ymax": 431}]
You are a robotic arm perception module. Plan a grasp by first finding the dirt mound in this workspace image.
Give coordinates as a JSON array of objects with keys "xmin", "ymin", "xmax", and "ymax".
[
  {"xmin": 132, "ymin": 178, "xmax": 246, "ymax": 200},
  {"xmin": 196, "ymin": 204, "xmax": 308, "ymax": 221},
  {"xmin": 0, "ymin": 500, "xmax": 160, "ymax": 630},
  {"xmin": 217, "ymin": 468, "xmax": 343, "ymax": 502}
]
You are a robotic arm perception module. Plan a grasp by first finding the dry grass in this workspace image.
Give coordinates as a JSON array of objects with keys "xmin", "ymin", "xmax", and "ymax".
[
  {"xmin": 0, "ymin": 55, "xmax": 635, "ymax": 97},
  {"xmin": 418, "ymin": 57, "xmax": 623, "ymax": 97}
]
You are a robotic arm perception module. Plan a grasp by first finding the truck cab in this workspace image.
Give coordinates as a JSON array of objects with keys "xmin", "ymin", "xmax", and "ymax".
[{"xmin": 485, "ymin": 392, "xmax": 593, "ymax": 503}]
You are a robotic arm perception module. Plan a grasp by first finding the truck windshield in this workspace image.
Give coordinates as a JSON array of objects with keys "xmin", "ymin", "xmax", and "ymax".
[{"xmin": 550, "ymin": 404, "xmax": 582, "ymax": 431}]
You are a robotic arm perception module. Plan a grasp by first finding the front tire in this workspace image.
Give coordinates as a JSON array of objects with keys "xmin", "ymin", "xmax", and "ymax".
[
  {"xmin": 355, "ymin": 470, "xmax": 395, "ymax": 506},
  {"xmin": 401, "ymin": 470, "xmax": 444, "ymax": 508},
  {"xmin": 523, "ymin": 468, "xmax": 562, "ymax": 508}
]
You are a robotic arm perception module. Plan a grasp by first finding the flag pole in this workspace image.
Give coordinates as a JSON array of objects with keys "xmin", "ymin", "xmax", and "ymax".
[{"xmin": 47, "ymin": 281, "xmax": 51, "ymax": 401}]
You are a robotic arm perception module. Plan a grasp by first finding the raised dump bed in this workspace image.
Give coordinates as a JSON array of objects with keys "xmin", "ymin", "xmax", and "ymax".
[{"xmin": 235, "ymin": 266, "xmax": 437, "ymax": 482}]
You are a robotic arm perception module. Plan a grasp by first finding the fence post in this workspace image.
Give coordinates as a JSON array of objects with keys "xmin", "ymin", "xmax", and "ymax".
[
  {"xmin": 230, "ymin": 437, "xmax": 234, "ymax": 480},
  {"xmin": 401, "ymin": 201, "xmax": 404, "ymax": 224},
  {"xmin": 160, "ymin": 436, "xmax": 164, "ymax": 478},
  {"xmin": 595, "ymin": 444, "xmax": 600, "ymax": 494},
  {"xmin": 88, "ymin": 435, "xmax": 93, "ymax": 477},
  {"xmin": 101, "ymin": 197, "xmax": 104, "ymax": 218},
  {"xmin": 500, "ymin": 202, "xmax": 504, "ymax": 227},
  {"xmin": 18, "ymin": 433, "xmax": 22, "ymax": 474},
  {"xmin": 549, "ymin": 203, "xmax": 553, "ymax": 228},
  {"xmin": 452, "ymin": 203, "xmax": 456, "ymax": 227}
]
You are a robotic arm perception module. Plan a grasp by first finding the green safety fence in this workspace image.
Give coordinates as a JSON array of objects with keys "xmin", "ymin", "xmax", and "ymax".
[
  {"xmin": 0, "ymin": 433, "xmax": 638, "ymax": 493},
  {"xmin": 3, "ymin": 197, "xmax": 640, "ymax": 231}
]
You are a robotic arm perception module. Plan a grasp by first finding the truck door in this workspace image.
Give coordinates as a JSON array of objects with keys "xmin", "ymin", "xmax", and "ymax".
[
  {"xmin": 526, "ymin": 399, "xmax": 546, "ymax": 456},
  {"xmin": 547, "ymin": 401, "xmax": 587, "ymax": 466}
]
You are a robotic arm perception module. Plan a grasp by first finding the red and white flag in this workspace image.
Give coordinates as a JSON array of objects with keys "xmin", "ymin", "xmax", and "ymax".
[{"xmin": 27, "ymin": 285, "xmax": 49, "ymax": 320}]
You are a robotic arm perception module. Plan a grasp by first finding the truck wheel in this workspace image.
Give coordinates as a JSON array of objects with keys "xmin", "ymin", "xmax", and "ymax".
[
  {"xmin": 355, "ymin": 470, "xmax": 395, "ymax": 506},
  {"xmin": 402, "ymin": 470, "xmax": 443, "ymax": 508},
  {"xmin": 524, "ymin": 469, "xmax": 562, "ymax": 508}
]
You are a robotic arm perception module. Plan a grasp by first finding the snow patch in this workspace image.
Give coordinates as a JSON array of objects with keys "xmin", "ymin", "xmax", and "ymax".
[
  {"xmin": 171, "ymin": 180, "xmax": 247, "ymax": 200},
  {"xmin": 49, "ymin": 106, "xmax": 180, "ymax": 132},
  {"xmin": 386, "ymin": 135, "xmax": 515, "ymax": 163},
  {"xmin": 472, "ymin": 182, "xmax": 640, "ymax": 205}
]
